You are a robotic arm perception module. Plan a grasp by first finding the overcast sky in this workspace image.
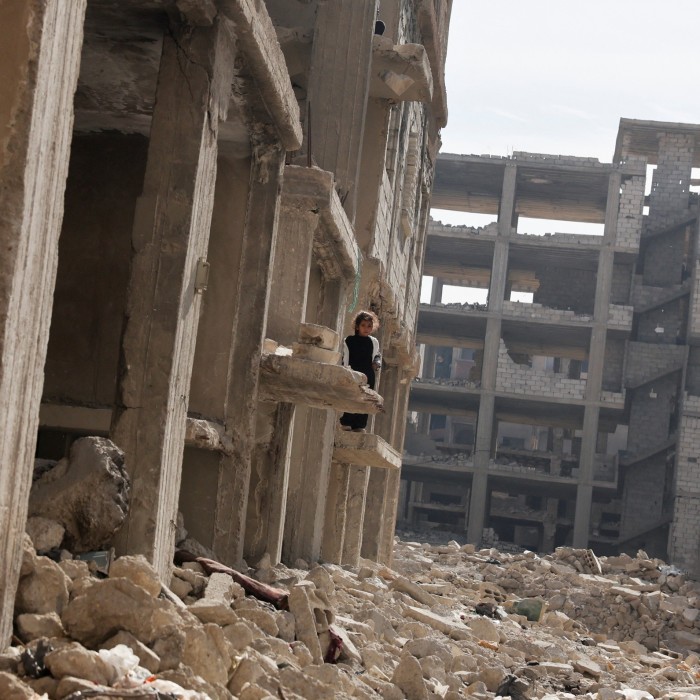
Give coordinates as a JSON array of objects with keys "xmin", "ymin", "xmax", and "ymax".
[
  {"xmin": 425, "ymin": 1, "xmax": 700, "ymax": 301},
  {"xmin": 439, "ymin": 0, "xmax": 700, "ymax": 162}
]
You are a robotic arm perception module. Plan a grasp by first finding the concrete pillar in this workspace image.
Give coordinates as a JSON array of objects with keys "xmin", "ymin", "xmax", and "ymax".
[
  {"xmin": 307, "ymin": 0, "xmax": 377, "ymax": 221},
  {"xmin": 321, "ymin": 461, "xmax": 351, "ymax": 562},
  {"xmin": 361, "ymin": 364, "xmax": 400, "ymax": 560},
  {"xmin": 342, "ymin": 465, "xmax": 371, "ymax": 566},
  {"xmin": 0, "ymin": 0, "xmax": 85, "ymax": 646},
  {"xmin": 111, "ymin": 19, "xmax": 234, "ymax": 577},
  {"xmin": 212, "ymin": 143, "xmax": 286, "ymax": 566},
  {"xmin": 282, "ymin": 262, "xmax": 348, "ymax": 565},
  {"xmin": 283, "ymin": 405, "xmax": 337, "ymax": 564},
  {"xmin": 573, "ymin": 172, "xmax": 620, "ymax": 547},
  {"xmin": 378, "ymin": 377, "xmax": 413, "ymax": 565},
  {"xmin": 245, "ymin": 402, "xmax": 295, "ymax": 564},
  {"xmin": 466, "ymin": 164, "xmax": 516, "ymax": 544},
  {"xmin": 244, "ymin": 206, "xmax": 317, "ymax": 564}
]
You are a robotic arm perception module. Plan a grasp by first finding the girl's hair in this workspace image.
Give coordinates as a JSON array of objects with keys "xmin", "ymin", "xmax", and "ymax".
[{"xmin": 353, "ymin": 309, "xmax": 379, "ymax": 331}]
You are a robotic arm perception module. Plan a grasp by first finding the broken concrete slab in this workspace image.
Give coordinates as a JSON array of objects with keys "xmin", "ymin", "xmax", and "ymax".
[
  {"xmin": 258, "ymin": 353, "xmax": 383, "ymax": 413},
  {"xmin": 333, "ymin": 431, "xmax": 402, "ymax": 470}
]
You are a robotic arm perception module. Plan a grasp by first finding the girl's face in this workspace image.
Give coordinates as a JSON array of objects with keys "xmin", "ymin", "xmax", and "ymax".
[{"xmin": 357, "ymin": 319, "xmax": 374, "ymax": 336}]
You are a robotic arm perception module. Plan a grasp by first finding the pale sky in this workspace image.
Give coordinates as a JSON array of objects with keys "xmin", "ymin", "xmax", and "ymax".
[
  {"xmin": 425, "ymin": 1, "xmax": 700, "ymax": 302},
  {"xmin": 440, "ymin": 0, "xmax": 700, "ymax": 162}
]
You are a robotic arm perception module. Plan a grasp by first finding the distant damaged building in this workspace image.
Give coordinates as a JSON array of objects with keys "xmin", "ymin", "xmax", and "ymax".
[
  {"xmin": 403, "ymin": 120, "xmax": 700, "ymax": 575},
  {"xmin": 0, "ymin": 0, "xmax": 452, "ymax": 645}
]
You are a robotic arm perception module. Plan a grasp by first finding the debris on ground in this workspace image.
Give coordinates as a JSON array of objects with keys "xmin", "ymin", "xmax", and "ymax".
[{"xmin": 7, "ymin": 533, "xmax": 700, "ymax": 699}]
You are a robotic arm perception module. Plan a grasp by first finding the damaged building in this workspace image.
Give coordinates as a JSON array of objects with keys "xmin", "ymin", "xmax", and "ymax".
[
  {"xmin": 402, "ymin": 119, "xmax": 700, "ymax": 575},
  {"xmin": 0, "ymin": 0, "xmax": 452, "ymax": 647}
]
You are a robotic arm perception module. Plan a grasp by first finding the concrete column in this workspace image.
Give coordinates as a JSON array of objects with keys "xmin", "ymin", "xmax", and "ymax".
[
  {"xmin": 282, "ymin": 261, "xmax": 348, "ymax": 565},
  {"xmin": 245, "ymin": 402, "xmax": 295, "ymax": 564},
  {"xmin": 0, "ymin": 0, "xmax": 85, "ymax": 646},
  {"xmin": 307, "ymin": 0, "xmax": 377, "ymax": 220},
  {"xmin": 342, "ymin": 465, "xmax": 371, "ymax": 566},
  {"xmin": 214, "ymin": 144, "xmax": 285, "ymax": 564},
  {"xmin": 378, "ymin": 376, "xmax": 413, "ymax": 565},
  {"xmin": 111, "ymin": 19, "xmax": 234, "ymax": 576},
  {"xmin": 245, "ymin": 207, "xmax": 317, "ymax": 564},
  {"xmin": 283, "ymin": 405, "xmax": 337, "ymax": 564},
  {"xmin": 361, "ymin": 364, "xmax": 400, "ymax": 560},
  {"xmin": 213, "ymin": 144, "xmax": 286, "ymax": 565},
  {"xmin": 466, "ymin": 164, "xmax": 516, "ymax": 544},
  {"xmin": 321, "ymin": 461, "xmax": 351, "ymax": 563},
  {"xmin": 573, "ymin": 172, "xmax": 620, "ymax": 547}
]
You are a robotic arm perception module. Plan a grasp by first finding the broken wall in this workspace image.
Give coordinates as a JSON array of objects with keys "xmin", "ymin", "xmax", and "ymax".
[{"xmin": 533, "ymin": 266, "xmax": 596, "ymax": 314}]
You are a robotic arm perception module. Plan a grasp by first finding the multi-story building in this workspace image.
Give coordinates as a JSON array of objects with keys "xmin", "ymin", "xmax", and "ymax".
[
  {"xmin": 401, "ymin": 119, "xmax": 700, "ymax": 574},
  {"xmin": 0, "ymin": 0, "xmax": 452, "ymax": 646}
]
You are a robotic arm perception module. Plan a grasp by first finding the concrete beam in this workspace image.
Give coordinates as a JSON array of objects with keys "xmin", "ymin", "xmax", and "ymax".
[
  {"xmin": 221, "ymin": 0, "xmax": 302, "ymax": 150},
  {"xmin": 282, "ymin": 166, "xmax": 360, "ymax": 282},
  {"xmin": 0, "ymin": 0, "xmax": 86, "ymax": 647},
  {"xmin": 111, "ymin": 18, "xmax": 235, "ymax": 578}
]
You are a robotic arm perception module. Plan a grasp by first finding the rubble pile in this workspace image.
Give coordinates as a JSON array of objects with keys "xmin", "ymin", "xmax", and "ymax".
[{"xmin": 5, "ymin": 536, "xmax": 700, "ymax": 700}]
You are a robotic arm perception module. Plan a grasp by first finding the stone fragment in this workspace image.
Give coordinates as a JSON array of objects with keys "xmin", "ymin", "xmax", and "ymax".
[
  {"xmin": 102, "ymin": 630, "xmax": 161, "ymax": 673},
  {"xmin": 169, "ymin": 574, "xmax": 193, "ymax": 599},
  {"xmin": 574, "ymin": 657, "xmax": 603, "ymax": 679},
  {"xmin": 58, "ymin": 559, "xmax": 90, "ymax": 581},
  {"xmin": 391, "ymin": 653, "xmax": 429, "ymax": 700},
  {"xmin": 181, "ymin": 622, "xmax": 231, "ymax": 686},
  {"xmin": 16, "ymin": 555, "xmax": 70, "ymax": 616},
  {"xmin": 223, "ymin": 621, "xmax": 255, "ymax": 652},
  {"xmin": 24, "ymin": 516, "xmax": 65, "ymax": 553},
  {"xmin": 306, "ymin": 565, "xmax": 335, "ymax": 595},
  {"xmin": 0, "ymin": 671, "xmax": 43, "ymax": 699},
  {"xmin": 288, "ymin": 582, "xmax": 334, "ymax": 663},
  {"xmin": 15, "ymin": 612, "xmax": 65, "ymax": 642},
  {"xmin": 389, "ymin": 576, "xmax": 438, "ymax": 606},
  {"xmin": 109, "ymin": 555, "xmax": 161, "ymax": 597},
  {"xmin": 404, "ymin": 605, "xmax": 466, "ymax": 636},
  {"xmin": 44, "ymin": 642, "xmax": 115, "ymax": 685},
  {"xmin": 189, "ymin": 599, "xmax": 238, "ymax": 626},
  {"xmin": 204, "ymin": 571, "xmax": 239, "ymax": 603},
  {"xmin": 235, "ymin": 607, "xmax": 279, "ymax": 636},
  {"xmin": 61, "ymin": 577, "xmax": 184, "ymax": 647},
  {"xmin": 467, "ymin": 616, "xmax": 501, "ymax": 643},
  {"xmin": 28, "ymin": 437, "xmax": 129, "ymax": 552}
]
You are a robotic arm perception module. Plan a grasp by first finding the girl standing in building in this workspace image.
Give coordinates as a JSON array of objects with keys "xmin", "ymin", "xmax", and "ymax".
[{"xmin": 340, "ymin": 310, "xmax": 381, "ymax": 432}]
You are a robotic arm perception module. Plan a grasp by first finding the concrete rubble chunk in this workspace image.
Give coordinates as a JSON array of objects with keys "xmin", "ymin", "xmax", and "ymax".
[
  {"xmin": 298, "ymin": 323, "xmax": 339, "ymax": 350},
  {"xmin": 0, "ymin": 671, "xmax": 44, "ymax": 700},
  {"xmin": 44, "ymin": 642, "xmax": 115, "ymax": 685},
  {"xmin": 28, "ymin": 437, "xmax": 130, "ymax": 552},
  {"xmin": 24, "ymin": 517, "xmax": 65, "ymax": 554},
  {"xmin": 15, "ymin": 612, "xmax": 64, "ymax": 642},
  {"xmin": 15, "ymin": 554, "xmax": 71, "ymax": 616},
  {"xmin": 109, "ymin": 554, "xmax": 161, "ymax": 597},
  {"xmin": 391, "ymin": 653, "xmax": 430, "ymax": 700},
  {"xmin": 101, "ymin": 630, "xmax": 161, "ymax": 673},
  {"xmin": 61, "ymin": 577, "xmax": 184, "ymax": 647}
]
